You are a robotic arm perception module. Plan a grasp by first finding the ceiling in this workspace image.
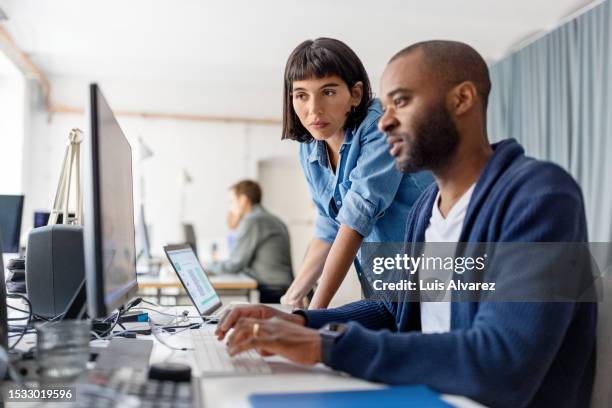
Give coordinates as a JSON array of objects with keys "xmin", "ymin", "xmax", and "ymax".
[{"xmin": 0, "ymin": 0, "xmax": 596, "ymax": 118}]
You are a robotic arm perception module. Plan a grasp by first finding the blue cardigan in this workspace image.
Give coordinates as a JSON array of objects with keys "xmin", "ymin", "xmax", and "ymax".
[{"xmin": 303, "ymin": 139, "xmax": 597, "ymax": 408}]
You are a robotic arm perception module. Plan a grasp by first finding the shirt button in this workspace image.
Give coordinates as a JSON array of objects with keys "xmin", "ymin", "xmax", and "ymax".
[{"xmin": 336, "ymin": 200, "xmax": 342, "ymax": 206}]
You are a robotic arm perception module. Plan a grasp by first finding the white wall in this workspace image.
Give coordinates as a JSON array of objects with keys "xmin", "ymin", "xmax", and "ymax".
[
  {"xmin": 0, "ymin": 52, "xmax": 26, "ymax": 195},
  {"xmin": 21, "ymin": 77, "xmax": 302, "ymax": 260},
  {"xmin": 21, "ymin": 76, "xmax": 361, "ymax": 306}
]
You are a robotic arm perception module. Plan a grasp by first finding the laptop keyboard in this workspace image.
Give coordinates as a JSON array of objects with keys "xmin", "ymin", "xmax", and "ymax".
[{"xmin": 191, "ymin": 329, "xmax": 272, "ymax": 375}]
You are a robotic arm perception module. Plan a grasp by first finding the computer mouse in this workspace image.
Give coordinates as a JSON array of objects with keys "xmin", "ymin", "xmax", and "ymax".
[{"xmin": 148, "ymin": 363, "xmax": 191, "ymax": 382}]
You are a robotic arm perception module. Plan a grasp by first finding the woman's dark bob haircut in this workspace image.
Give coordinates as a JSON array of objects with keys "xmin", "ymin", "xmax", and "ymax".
[{"xmin": 282, "ymin": 38, "xmax": 373, "ymax": 142}]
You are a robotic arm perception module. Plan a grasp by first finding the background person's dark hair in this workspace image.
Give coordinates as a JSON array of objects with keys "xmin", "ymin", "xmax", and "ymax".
[
  {"xmin": 282, "ymin": 38, "xmax": 373, "ymax": 142},
  {"xmin": 390, "ymin": 40, "xmax": 491, "ymax": 113},
  {"xmin": 231, "ymin": 180, "xmax": 262, "ymax": 205}
]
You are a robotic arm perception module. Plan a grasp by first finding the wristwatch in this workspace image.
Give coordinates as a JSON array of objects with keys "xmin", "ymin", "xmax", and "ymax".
[{"xmin": 319, "ymin": 323, "xmax": 347, "ymax": 365}]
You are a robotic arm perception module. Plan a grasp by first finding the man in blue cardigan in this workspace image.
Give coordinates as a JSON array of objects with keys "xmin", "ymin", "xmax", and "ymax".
[{"xmin": 215, "ymin": 41, "xmax": 597, "ymax": 408}]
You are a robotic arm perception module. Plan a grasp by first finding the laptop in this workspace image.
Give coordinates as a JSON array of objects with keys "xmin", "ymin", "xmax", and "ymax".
[
  {"xmin": 164, "ymin": 244, "xmax": 222, "ymax": 322},
  {"xmin": 163, "ymin": 243, "xmax": 272, "ymax": 376}
]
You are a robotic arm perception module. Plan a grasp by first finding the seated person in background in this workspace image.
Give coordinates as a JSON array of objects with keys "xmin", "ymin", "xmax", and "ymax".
[
  {"xmin": 225, "ymin": 207, "xmax": 241, "ymax": 254},
  {"xmin": 214, "ymin": 41, "xmax": 596, "ymax": 408},
  {"xmin": 207, "ymin": 180, "xmax": 293, "ymax": 303}
]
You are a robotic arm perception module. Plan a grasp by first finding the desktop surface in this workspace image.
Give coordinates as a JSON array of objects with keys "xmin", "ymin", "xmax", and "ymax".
[{"xmin": 4, "ymin": 301, "xmax": 481, "ymax": 408}]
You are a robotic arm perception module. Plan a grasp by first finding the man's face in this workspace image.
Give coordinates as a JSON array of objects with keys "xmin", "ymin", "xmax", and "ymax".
[
  {"xmin": 228, "ymin": 190, "xmax": 247, "ymax": 218},
  {"xmin": 378, "ymin": 51, "xmax": 459, "ymax": 173}
]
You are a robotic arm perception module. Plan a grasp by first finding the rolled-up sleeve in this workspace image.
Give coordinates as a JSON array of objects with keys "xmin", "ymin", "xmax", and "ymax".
[
  {"xmin": 336, "ymin": 124, "xmax": 404, "ymax": 237},
  {"xmin": 314, "ymin": 213, "xmax": 338, "ymax": 243},
  {"xmin": 299, "ymin": 143, "xmax": 340, "ymax": 243}
]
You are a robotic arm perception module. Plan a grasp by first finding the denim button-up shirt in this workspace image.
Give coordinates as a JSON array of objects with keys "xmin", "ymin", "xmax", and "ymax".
[{"xmin": 299, "ymin": 99, "xmax": 433, "ymax": 275}]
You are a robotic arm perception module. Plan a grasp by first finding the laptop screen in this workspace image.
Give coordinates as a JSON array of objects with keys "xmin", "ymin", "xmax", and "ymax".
[{"xmin": 165, "ymin": 245, "xmax": 221, "ymax": 316}]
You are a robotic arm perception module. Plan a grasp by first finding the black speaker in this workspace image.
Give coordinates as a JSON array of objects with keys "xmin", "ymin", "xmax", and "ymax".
[{"xmin": 26, "ymin": 225, "xmax": 85, "ymax": 318}]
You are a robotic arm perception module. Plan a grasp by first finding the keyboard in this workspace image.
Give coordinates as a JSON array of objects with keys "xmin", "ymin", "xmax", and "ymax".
[
  {"xmin": 83, "ymin": 367, "xmax": 197, "ymax": 408},
  {"xmin": 191, "ymin": 328, "xmax": 272, "ymax": 375}
]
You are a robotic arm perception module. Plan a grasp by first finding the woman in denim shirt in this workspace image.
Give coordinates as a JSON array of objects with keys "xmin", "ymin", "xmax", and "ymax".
[{"xmin": 281, "ymin": 38, "xmax": 432, "ymax": 309}]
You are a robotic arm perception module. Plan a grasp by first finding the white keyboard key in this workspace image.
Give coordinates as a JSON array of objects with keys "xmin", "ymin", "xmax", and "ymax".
[{"xmin": 191, "ymin": 329, "xmax": 272, "ymax": 376}]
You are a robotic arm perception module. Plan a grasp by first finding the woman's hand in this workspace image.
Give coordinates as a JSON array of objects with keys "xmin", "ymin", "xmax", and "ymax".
[
  {"xmin": 282, "ymin": 238, "xmax": 332, "ymax": 307},
  {"xmin": 215, "ymin": 304, "xmax": 305, "ymax": 341},
  {"xmin": 309, "ymin": 225, "xmax": 363, "ymax": 309},
  {"xmin": 280, "ymin": 293, "xmax": 308, "ymax": 309}
]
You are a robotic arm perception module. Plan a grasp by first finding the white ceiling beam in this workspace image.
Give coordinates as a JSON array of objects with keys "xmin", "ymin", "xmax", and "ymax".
[
  {"xmin": 50, "ymin": 103, "xmax": 281, "ymax": 126},
  {"xmin": 0, "ymin": 24, "xmax": 52, "ymax": 113}
]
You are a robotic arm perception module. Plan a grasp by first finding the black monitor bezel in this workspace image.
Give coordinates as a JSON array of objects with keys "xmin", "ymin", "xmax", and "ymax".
[{"xmin": 84, "ymin": 83, "xmax": 138, "ymax": 319}]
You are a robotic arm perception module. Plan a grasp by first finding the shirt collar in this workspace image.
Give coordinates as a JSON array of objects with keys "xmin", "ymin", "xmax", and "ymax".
[{"xmin": 307, "ymin": 129, "xmax": 354, "ymax": 164}]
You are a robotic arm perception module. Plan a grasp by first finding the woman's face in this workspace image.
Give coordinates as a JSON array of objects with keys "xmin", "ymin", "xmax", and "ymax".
[{"xmin": 292, "ymin": 75, "xmax": 363, "ymax": 142}]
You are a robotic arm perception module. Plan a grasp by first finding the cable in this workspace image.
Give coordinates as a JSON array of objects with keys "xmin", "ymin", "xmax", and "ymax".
[
  {"xmin": 148, "ymin": 318, "xmax": 211, "ymax": 352},
  {"xmin": 0, "ymin": 346, "xmax": 27, "ymax": 387},
  {"xmin": 99, "ymin": 309, "xmax": 123, "ymax": 338},
  {"xmin": 7, "ymin": 304, "xmax": 29, "ymax": 314},
  {"xmin": 140, "ymin": 299, "xmax": 162, "ymax": 308},
  {"xmin": 6, "ymin": 294, "xmax": 32, "ymax": 350},
  {"xmin": 132, "ymin": 307, "xmax": 181, "ymax": 318}
]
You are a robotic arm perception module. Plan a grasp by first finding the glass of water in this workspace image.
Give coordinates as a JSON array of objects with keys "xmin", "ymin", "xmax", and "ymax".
[{"xmin": 36, "ymin": 320, "xmax": 91, "ymax": 382}]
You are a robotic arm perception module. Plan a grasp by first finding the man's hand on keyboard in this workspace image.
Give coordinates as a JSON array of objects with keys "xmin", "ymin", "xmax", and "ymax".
[
  {"xmin": 215, "ymin": 304, "xmax": 305, "ymax": 341},
  {"xmin": 226, "ymin": 317, "xmax": 321, "ymax": 365}
]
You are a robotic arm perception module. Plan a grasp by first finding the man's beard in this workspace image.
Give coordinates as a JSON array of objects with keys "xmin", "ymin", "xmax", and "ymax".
[{"xmin": 394, "ymin": 103, "xmax": 460, "ymax": 173}]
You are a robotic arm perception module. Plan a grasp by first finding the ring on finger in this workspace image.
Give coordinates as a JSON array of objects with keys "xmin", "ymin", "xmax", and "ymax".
[{"xmin": 252, "ymin": 322, "xmax": 260, "ymax": 338}]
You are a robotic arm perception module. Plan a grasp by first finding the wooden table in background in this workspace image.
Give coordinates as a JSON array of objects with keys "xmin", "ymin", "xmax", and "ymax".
[{"xmin": 137, "ymin": 268, "xmax": 259, "ymax": 304}]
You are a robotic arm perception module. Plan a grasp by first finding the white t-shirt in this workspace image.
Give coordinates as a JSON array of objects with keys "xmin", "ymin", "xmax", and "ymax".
[{"xmin": 420, "ymin": 184, "xmax": 476, "ymax": 334}]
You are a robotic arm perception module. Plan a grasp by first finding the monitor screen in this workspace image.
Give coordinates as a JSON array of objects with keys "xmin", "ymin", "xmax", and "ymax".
[
  {"xmin": 165, "ymin": 245, "xmax": 221, "ymax": 316},
  {"xmin": 84, "ymin": 84, "xmax": 138, "ymax": 318},
  {"xmin": 33, "ymin": 211, "xmax": 75, "ymax": 228},
  {"xmin": 0, "ymin": 195, "xmax": 24, "ymax": 253}
]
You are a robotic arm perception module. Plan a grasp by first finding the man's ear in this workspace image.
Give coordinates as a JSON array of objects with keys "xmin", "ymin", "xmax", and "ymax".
[
  {"xmin": 450, "ymin": 81, "xmax": 478, "ymax": 116},
  {"xmin": 350, "ymin": 81, "xmax": 364, "ymax": 108}
]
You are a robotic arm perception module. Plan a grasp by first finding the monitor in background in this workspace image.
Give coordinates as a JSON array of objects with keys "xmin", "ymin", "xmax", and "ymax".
[
  {"xmin": 83, "ymin": 83, "xmax": 138, "ymax": 319},
  {"xmin": 0, "ymin": 195, "xmax": 24, "ymax": 253},
  {"xmin": 136, "ymin": 204, "xmax": 151, "ymax": 262},
  {"xmin": 33, "ymin": 211, "xmax": 75, "ymax": 228},
  {"xmin": 182, "ymin": 223, "xmax": 197, "ymax": 257},
  {"xmin": 33, "ymin": 211, "xmax": 50, "ymax": 228}
]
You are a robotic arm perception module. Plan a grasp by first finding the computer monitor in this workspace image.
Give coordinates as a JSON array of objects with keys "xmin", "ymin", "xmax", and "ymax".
[
  {"xmin": 0, "ymin": 195, "xmax": 24, "ymax": 253},
  {"xmin": 83, "ymin": 83, "xmax": 138, "ymax": 319},
  {"xmin": 136, "ymin": 204, "xmax": 151, "ymax": 262},
  {"xmin": 33, "ymin": 211, "xmax": 75, "ymax": 228},
  {"xmin": 182, "ymin": 223, "xmax": 198, "ymax": 257}
]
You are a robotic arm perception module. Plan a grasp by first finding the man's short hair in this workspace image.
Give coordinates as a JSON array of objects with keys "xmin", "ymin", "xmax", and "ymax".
[
  {"xmin": 390, "ymin": 40, "xmax": 491, "ymax": 110},
  {"xmin": 231, "ymin": 180, "xmax": 262, "ymax": 205}
]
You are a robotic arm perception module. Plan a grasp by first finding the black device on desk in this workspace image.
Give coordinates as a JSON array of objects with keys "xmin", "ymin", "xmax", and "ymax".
[{"xmin": 5, "ymin": 257, "xmax": 25, "ymax": 294}]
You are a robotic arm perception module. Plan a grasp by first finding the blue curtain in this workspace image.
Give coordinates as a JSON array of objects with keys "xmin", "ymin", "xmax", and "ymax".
[{"xmin": 487, "ymin": 0, "xmax": 612, "ymax": 243}]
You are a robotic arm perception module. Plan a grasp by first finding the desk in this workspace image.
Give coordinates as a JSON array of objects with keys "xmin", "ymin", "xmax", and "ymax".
[
  {"xmin": 143, "ymin": 307, "xmax": 483, "ymax": 408},
  {"xmin": 137, "ymin": 267, "xmax": 259, "ymax": 304},
  {"xmin": 5, "ymin": 302, "xmax": 482, "ymax": 408}
]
